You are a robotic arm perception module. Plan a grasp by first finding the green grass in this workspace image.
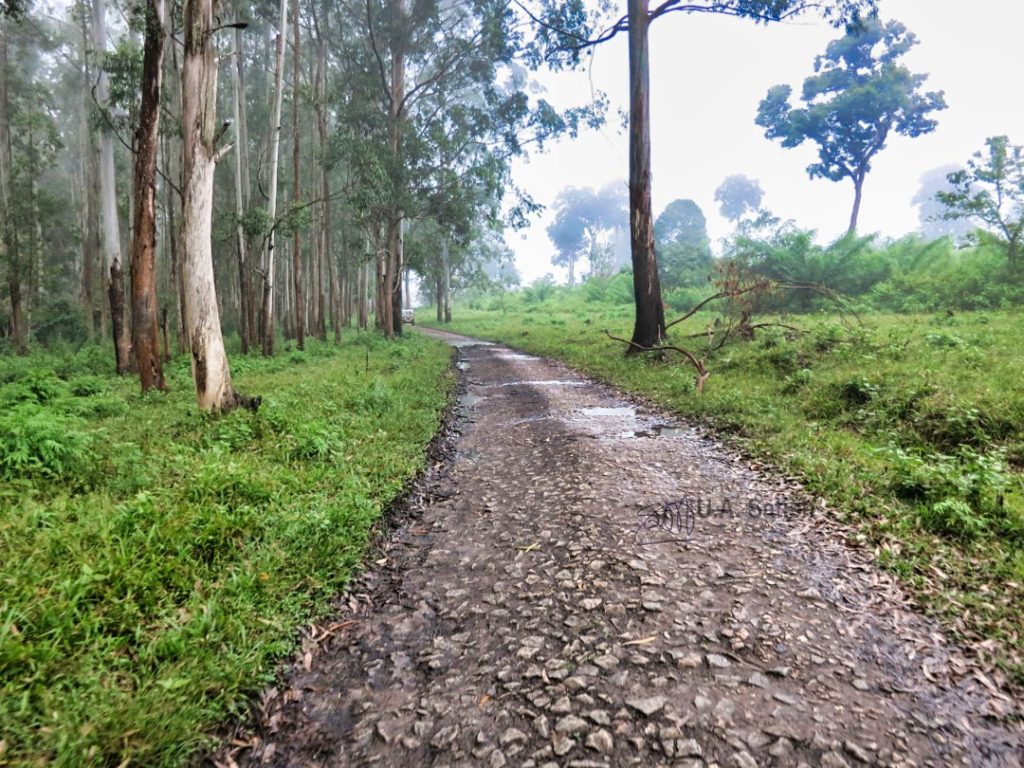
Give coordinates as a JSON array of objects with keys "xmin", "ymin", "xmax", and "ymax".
[
  {"xmin": 0, "ymin": 332, "xmax": 453, "ymax": 766},
  {"xmin": 424, "ymin": 295, "xmax": 1024, "ymax": 682}
]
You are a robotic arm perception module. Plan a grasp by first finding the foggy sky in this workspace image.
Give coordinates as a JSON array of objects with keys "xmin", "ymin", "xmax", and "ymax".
[{"xmin": 506, "ymin": 0, "xmax": 1024, "ymax": 284}]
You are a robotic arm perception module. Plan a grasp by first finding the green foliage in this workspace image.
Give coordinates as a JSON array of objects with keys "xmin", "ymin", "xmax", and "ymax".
[
  {"xmin": 756, "ymin": 18, "xmax": 945, "ymax": 229},
  {"xmin": 521, "ymin": 274, "xmax": 558, "ymax": 304},
  {"xmin": 0, "ymin": 334, "xmax": 453, "ymax": 765},
  {"xmin": 0, "ymin": 404, "xmax": 94, "ymax": 481},
  {"xmin": 936, "ymin": 135, "xmax": 1024, "ymax": 268}
]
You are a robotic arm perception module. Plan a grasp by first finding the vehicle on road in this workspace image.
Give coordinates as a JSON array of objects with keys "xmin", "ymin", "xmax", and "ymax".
[{"xmin": 402, "ymin": 308, "xmax": 415, "ymax": 325}]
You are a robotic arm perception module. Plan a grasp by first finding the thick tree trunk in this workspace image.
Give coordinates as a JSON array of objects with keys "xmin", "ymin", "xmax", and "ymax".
[
  {"xmin": 389, "ymin": 215, "xmax": 403, "ymax": 336},
  {"xmin": 441, "ymin": 238, "xmax": 451, "ymax": 324},
  {"xmin": 291, "ymin": 0, "xmax": 304, "ymax": 351},
  {"xmin": 374, "ymin": 229, "xmax": 386, "ymax": 330},
  {"xmin": 0, "ymin": 19, "xmax": 26, "ymax": 354},
  {"xmin": 92, "ymin": 0, "xmax": 132, "ymax": 373},
  {"xmin": 130, "ymin": 0, "xmax": 167, "ymax": 392},
  {"xmin": 164, "ymin": 42, "xmax": 188, "ymax": 354},
  {"xmin": 383, "ymin": 13, "xmax": 406, "ymax": 340},
  {"xmin": 77, "ymin": 13, "xmax": 99, "ymax": 340},
  {"xmin": 358, "ymin": 256, "xmax": 369, "ymax": 330},
  {"xmin": 848, "ymin": 173, "xmax": 864, "ymax": 235},
  {"xmin": 231, "ymin": 24, "xmax": 251, "ymax": 353},
  {"xmin": 181, "ymin": 0, "xmax": 245, "ymax": 412},
  {"xmin": 626, "ymin": 0, "xmax": 665, "ymax": 352},
  {"xmin": 261, "ymin": 0, "xmax": 288, "ymax": 356}
]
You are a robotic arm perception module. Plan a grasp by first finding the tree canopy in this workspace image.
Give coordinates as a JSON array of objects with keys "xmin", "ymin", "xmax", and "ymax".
[
  {"xmin": 547, "ymin": 183, "xmax": 627, "ymax": 284},
  {"xmin": 937, "ymin": 136, "xmax": 1024, "ymax": 269},
  {"xmin": 756, "ymin": 18, "xmax": 945, "ymax": 234},
  {"xmin": 714, "ymin": 174, "xmax": 764, "ymax": 222}
]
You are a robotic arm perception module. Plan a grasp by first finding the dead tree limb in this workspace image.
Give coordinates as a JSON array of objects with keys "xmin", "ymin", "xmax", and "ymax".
[{"xmin": 604, "ymin": 330, "xmax": 709, "ymax": 393}]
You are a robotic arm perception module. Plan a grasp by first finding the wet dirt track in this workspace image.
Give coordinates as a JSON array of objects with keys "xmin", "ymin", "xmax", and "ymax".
[{"xmin": 235, "ymin": 328, "xmax": 1022, "ymax": 768}]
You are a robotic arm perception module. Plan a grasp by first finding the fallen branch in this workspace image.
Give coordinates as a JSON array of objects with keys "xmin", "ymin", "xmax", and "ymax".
[{"xmin": 604, "ymin": 330, "xmax": 709, "ymax": 393}]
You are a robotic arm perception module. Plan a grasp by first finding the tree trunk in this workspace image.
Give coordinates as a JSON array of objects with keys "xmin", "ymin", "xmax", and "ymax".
[
  {"xmin": 626, "ymin": 0, "xmax": 665, "ymax": 352},
  {"xmin": 130, "ymin": 0, "xmax": 167, "ymax": 392},
  {"xmin": 77, "ymin": 11, "xmax": 99, "ymax": 340},
  {"xmin": 291, "ymin": 0, "xmax": 304, "ymax": 351},
  {"xmin": 0, "ymin": 18, "xmax": 26, "ymax": 354},
  {"xmin": 164, "ymin": 41, "xmax": 188, "ymax": 354},
  {"xmin": 441, "ymin": 238, "xmax": 451, "ymax": 323},
  {"xmin": 231, "ymin": 24, "xmax": 251, "ymax": 353},
  {"xmin": 358, "ymin": 255, "xmax": 369, "ymax": 330},
  {"xmin": 848, "ymin": 172, "xmax": 864, "ymax": 235},
  {"xmin": 261, "ymin": 0, "xmax": 288, "ymax": 356},
  {"xmin": 383, "ymin": 9, "xmax": 407, "ymax": 340},
  {"xmin": 389, "ymin": 216, "xmax": 404, "ymax": 336},
  {"xmin": 92, "ymin": 0, "xmax": 132, "ymax": 373},
  {"xmin": 181, "ymin": 0, "xmax": 245, "ymax": 412}
]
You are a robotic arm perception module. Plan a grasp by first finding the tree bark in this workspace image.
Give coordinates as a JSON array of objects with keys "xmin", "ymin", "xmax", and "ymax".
[
  {"xmin": 92, "ymin": 0, "xmax": 132, "ymax": 373},
  {"xmin": 181, "ymin": 0, "xmax": 245, "ymax": 411},
  {"xmin": 441, "ymin": 238, "xmax": 452, "ymax": 324},
  {"xmin": 383, "ymin": 4, "xmax": 407, "ymax": 339},
  {"xmin": 0, "ymin": 18, "xmax": 26, "ymax": 354},
  {"xmin": 358, "ymin": 253, "xmax": 369, "ymax": 330},
  {"xmin": 261, "ymin": 0, "xmax": 288, "ymax": 356},
  {"xmin": 231, "ymin": 23, "xmax": 251, "ymax": 353},
  {"xmin": 626, "ymin": 0, "xmax": 666, "ymax": 352},
  {"xmin": 848, "ymin": 172, "xmax": 864, "ymax": 235},
  {"xmin": 164, "ymin": 40, "xmax": 188, "ymax": 354},
  {"xmin": 77, "ymin": 9, "xmax": 99, "ymax": 340},
  {"xmin": 130, "ymin": 0, "xmax": 167, "ymax": 392},
  {"xmin": 291, "ymin": 0, "xmax": 304, "ymax": 350}
]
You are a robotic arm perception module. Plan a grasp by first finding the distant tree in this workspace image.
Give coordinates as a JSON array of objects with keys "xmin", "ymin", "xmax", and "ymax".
[
  {"xmin": 912, "ymin": 165, "xmax": 974, "ymax": 242},
  {"xmin": 547, "ymin": 184, "xmax": 627, "ymax": 285},
  {"xmin": 756, "ymin": 18, "xmax": 946, "ymax": 234},
  {"xmin": 937, "ymin": 136, "xmax": 1024, "ymax": 270},
  {"xmin": 655, "ymin": 198, "xmax": 707, "ymax": 247},
  {"xmin": 655, "ymin": 198, "xmax": 712, "ymax": 288},
  {"xmin": 714, "ymin": 174, "xmax": 763, "ymax": 221}
]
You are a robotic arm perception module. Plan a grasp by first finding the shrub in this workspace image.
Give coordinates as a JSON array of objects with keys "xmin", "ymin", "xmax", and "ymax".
[{"xmin": 0, "ymin": 404, "xmax": 95, "ymax": 482}]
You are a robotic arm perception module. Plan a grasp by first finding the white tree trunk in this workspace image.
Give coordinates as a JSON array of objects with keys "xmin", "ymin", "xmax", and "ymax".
[
  {"xmin": 261, "ymin": 0, "xmax": 288, "ymax": 356},
  {"xmin": 181, "ymin": 0, "xmax": 242, "ymax": 411},
  {"xmin": 91, "ymin": 0, "xmax": 131, "ymax": 372}
]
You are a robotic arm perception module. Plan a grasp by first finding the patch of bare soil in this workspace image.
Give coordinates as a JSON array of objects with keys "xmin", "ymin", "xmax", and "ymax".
[{"xmin": 223, "ymin": 329, "xmax": 1022, "ymax": 768}]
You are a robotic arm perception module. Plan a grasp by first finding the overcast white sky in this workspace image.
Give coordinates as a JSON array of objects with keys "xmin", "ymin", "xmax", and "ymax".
[{"xmin": 505, "ymin": 0, "xmax": 1024, "ymax": 284}]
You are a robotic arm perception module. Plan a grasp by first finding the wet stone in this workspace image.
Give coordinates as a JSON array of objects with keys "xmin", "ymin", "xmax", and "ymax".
[
  {"xmin": 626, "ymin": 696, "xmax": 666, "ymax": 717},
  {"xmin": 555, "ymin": 715, "xmax": 589, "ymax": 734},
  {"xmin": 584, "ymin": 728, "xmax": 614, "ymax": 754},
  {"xmin": 552, "ymin": 734, "xmax": 575, "ymax": 756}
]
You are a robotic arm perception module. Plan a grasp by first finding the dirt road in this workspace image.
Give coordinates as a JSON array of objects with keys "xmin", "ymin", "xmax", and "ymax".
[{"xmin": 239, "ymin": 329, "xmax": 1021, "ymax": 767}]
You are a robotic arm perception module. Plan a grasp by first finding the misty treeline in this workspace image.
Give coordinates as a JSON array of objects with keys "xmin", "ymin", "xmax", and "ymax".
[
  {"xmin": 538, "ymin": 182, "xmax": 1024, "ymax": 319},
  {"xmin": 0, "ymin": 0, "xmax": 599, "ymax": 409}
]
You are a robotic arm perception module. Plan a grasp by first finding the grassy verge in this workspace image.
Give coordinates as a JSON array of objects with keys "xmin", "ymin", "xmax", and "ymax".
[
  {"xmin": 0, "ymin": 332, "xmax": 453, "ymax": 766},
  {"xmin": 423, "ymin": 302, "xmax": 1024, "ymax": 682}
]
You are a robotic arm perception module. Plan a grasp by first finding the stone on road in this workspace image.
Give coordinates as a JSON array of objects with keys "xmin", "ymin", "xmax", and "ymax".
[{"xmin": 241, "ymin": 328, "xmax": 1022, "ymax": 767}]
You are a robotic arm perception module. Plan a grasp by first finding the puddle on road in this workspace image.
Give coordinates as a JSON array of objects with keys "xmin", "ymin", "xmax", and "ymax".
[
  {"xmin": 460, "ymin": 393, "xmax": 486, "ymax": 408},
  {"xmin": 625, "ymin": 424, "xmax": 691, "ymax": 439},
  {"xmin": 492, "ymin": 352, "xmax": 540, "ymax": 362},
  {"xmin": 581, "ymin": 406, "xmax": 637, "ymax": 418},
  {"xmin": 456, "ymin": 361, "xmax": 470, "ymax": 371},
  {"xmin": 572, "ymin": 404, "xmax": 694, "ymax": 442},
  {"xmin": 500, "ymin": 380, "xmax": 585, "ymax": 388},
  {"xmin": 447, "ymin": 339, "xmax": 494, "ymax": 349}
]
